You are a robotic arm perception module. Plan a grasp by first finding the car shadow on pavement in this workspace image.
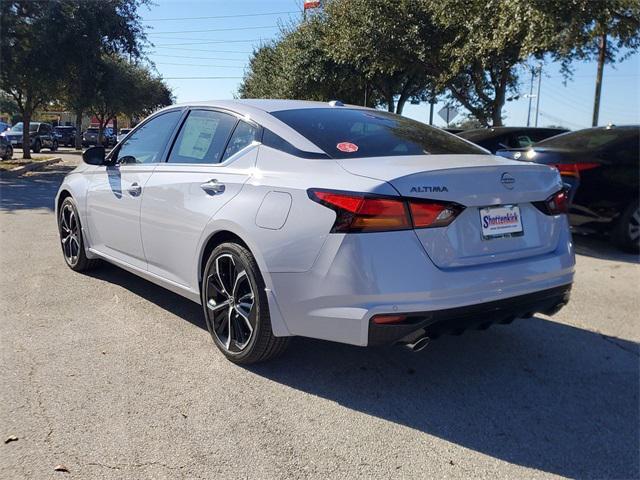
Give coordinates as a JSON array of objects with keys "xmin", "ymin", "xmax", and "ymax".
[
  {"xmin": 86, "ymin": 262, "xmax": 207, "ymax": 331},
  {"xmin": 250, "ymin": 320, "xmax": 639, "ymax": 479},
  {"xmin": 573, "ymin": 233, "xmax": 639, "ymax": 264},
  {"xmin": 0, "ymin": 165, "xmax": 75, "ymax": 211},
  {"xmin": 85, "ymin": 262, "xmax": 638, "ymax": 478}
]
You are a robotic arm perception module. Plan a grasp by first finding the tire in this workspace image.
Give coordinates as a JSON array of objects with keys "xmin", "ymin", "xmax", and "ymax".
[
  {"xmin": 202, "ymin": 242, "xmax": 289, "ymax": 364},
  {"xmin": 33, "ymin": 139, "xmax": 41, "ymax": 153},
  {"xmin": 58, "ymin": 197, "xmax": 100, "ymax": 272},
  {"xmin": 612, "ymin": 200, "xmax": 640, "ymax": 253},
  {"xmin": 3, "ymin": 146, "xmax": 12, "ymax": 160},
  {"xmin": 51, "ymin": 140, "xmax": 58, "ymax": 151}
]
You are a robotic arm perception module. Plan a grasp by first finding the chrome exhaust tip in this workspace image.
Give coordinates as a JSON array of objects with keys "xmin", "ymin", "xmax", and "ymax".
[{"xmin": 403, "ymin": 335, "xmax": 430, "ymax": 352}]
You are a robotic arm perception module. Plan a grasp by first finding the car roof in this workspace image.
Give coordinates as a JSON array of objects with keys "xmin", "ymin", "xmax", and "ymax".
[{"xmin": 155, "ymin": 99, "xmax": 366, "ymax": 154}]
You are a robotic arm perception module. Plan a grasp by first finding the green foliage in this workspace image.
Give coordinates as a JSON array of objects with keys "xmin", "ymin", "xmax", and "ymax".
[
  {"xmin": 89, "ymin": 55, "xmax": 173, "ymax": 138},
  {"xmin": 239, "ymin": 18, "xmax": 370, "ymax": 106},
  {"xmin": 0, "ymin": 0, "xmax": 153, "ymax": 157}
]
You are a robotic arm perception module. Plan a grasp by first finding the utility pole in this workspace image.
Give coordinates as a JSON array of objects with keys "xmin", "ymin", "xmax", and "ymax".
[
  {"xmin": 428, "ymin": 89, "xmax": 436, "ymax": 126},
  {"xmin": 592, "ymin": 32, "xmax": 607, "ymax": 127},
  {"xmin": 534, "ymin": 63, "xmax": 542, "ymax": 127},
  {"xmin": 526, "ymin": 66, "xmax": 535, "ymax": 127}
]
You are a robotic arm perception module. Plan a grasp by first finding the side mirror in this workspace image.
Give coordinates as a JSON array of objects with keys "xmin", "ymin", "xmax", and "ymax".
[{"xmin": 82, "ymin": 146, "xmax": 105, "ymax": 165}]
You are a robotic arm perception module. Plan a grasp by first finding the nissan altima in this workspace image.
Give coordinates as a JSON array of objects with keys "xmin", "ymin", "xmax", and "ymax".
[{"xmin": 55, "ymin": 100, "xmax": 575, "ymax": 364}]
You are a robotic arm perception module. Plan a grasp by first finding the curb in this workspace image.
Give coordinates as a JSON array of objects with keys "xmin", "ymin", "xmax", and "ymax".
[{"xmin": 0, "ymin": 157, "xmax": 63, "ymax": 177}]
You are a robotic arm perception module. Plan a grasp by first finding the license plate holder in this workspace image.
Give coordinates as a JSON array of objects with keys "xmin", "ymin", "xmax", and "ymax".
[{"xmin": 480, "ymin": 205, "xmax": 524, "ymax": 240}]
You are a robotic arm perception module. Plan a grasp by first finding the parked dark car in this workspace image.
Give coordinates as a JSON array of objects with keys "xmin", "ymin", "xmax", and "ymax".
[
  {"xmin": 496, "ymin": 125, "xmax": 640, "ymax": 252},
  {"xmin": 0, "ymin": 122, "xmax": 58, "ymax": 152},
  {"xmin": 458, "ymin": 127, "xmax": 569, "ymax": 153},
  {"xmin": 83, "ymin": 127, "xmax": 115, "ymax": 147},
  {"xmin": 54, "ymin": 126, "xmax": 77, "ymax": 147},
  {"xmin": 0, "ymin": 135, "xmax": 13, "ymax": 160}
]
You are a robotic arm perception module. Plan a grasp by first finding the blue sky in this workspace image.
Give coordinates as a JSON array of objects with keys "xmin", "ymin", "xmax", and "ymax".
[{"xmin": 143, "ymin": 0, "xmax": 639, "ymax": 129}]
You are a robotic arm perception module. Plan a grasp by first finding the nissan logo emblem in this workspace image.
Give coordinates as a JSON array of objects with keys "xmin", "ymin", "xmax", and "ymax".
[{"xmin": 501, "ymin": 172, "xmax": 516, "ymax": 189}]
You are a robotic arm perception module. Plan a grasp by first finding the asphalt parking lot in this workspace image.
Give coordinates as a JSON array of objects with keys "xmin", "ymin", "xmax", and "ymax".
[{"xmin": 1, "ymin": 151, "xmax": 639, "ymax": 479}]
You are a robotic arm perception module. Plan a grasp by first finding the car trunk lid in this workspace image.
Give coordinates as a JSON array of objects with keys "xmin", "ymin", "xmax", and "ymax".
[{"xmin": 337, "ymin": 154, "xmax": 565, "ymax": 268}]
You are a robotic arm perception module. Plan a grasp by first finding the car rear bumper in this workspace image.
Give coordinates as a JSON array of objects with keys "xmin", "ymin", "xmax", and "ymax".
[
  {"xmin": 267, "ymin": 224, "xmax": 575, "ymax": 346},
  {"xmin": 367, "ymin": 283, "xmax": 571, "ymax": 345}
]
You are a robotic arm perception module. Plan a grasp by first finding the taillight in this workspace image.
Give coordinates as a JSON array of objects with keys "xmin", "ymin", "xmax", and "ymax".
[
  {"xmin": 308, "ymin": 189, "xmax": 464, "ymax": 233},
  {"xmin": 554, "ymin": 162, "xmax": 599, "ymax": 178},
  {"xmin": 534, "ymin": 188, "xmax": 570, "ymax": 215},
  {"xmin": 409, "ymin": 200, "xmax": 462, "ymax": 228}
]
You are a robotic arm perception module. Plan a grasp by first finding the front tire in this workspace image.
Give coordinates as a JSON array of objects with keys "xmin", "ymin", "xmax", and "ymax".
[
  {"xmin": 202, "ymin": 242, "xmax": 289, "ymax": 364},
  {"xmin": 613, "ymin": 200, "xmax": 640, "ymax": 253},
  {"xmin": 51, "ymin": 140, "xmax": 58, "ymax": 151},
  {"xmin": 3, "ymin": 146, "xmax": 12, "ymax": 160},
  {"xmin": 33, "ymin": 140, "xmax": 41, "ymax": 153},
  {"xmin": 58, "ymin": 197, "xmax": 100, "ymax": 272}
]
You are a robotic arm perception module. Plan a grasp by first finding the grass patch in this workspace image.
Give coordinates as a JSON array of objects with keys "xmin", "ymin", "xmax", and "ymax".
[{"xmin": 0, "ymin": 156, "xmax": 55, "ymax": 171}]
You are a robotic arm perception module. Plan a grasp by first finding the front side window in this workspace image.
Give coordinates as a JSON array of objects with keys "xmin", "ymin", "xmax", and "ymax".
[
  {"xmin": 271, "ymin": 108, "xmax": 487, "ymax": 159},
  {"xmin": 116, "ymin": 110, "xmax": 182, "ymax": 164},
  {"xmin": 168, "ymin": 110, "xmax": 237, "ymax": 164},
  {"xmin": 221, "ymin": 121, "xmax": 260, "ymax": 162}
]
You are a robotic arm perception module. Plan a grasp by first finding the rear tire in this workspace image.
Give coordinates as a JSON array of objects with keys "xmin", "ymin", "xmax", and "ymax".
[
  {"xmin": 202, "ymin": 242, "xmax": 289, "ymax": 364},
  {"xmin": 612, "ymin": 200, "xmax": 640, "ymax": 253},
  {"xmin": 58, "ymin": 197, "xmax": 100, "ymax": 272},
  {"xmin": 33, "ymin": 140, "xmax": 41, "ymax": 153},
  {"xmin": 51, "ymin": 140, "xmax": 58, "ymax": 151}
]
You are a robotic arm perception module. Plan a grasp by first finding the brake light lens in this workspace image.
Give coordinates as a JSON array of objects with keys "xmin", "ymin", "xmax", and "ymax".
[
  {"xmin": 308, "ymin": 189, "xmax": 464, "ymax": 233},
  {"xmin": 554, "ymin": 162, "xmax": 599, "ymax": 178},
  {"xmin": 534, "ymin": 188, "xmax": 570, "ymax": 215}
]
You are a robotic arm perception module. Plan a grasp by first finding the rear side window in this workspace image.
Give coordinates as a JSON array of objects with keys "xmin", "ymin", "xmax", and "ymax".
[
  {"xmin": 270, "ymin": 108, "xmax": 487, "ymax": 159},
  {"xmin": 168, "ymin": 110, "xmax": 237, "ymax": 164},
  {"xmin": 221, "ymin": 121, "xmax": 260, "ymax": 162}
]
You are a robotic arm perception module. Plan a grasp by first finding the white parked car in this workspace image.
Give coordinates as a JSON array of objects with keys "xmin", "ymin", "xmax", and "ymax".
[
  {"xmin": 55, "ymin": 100, "xmax": 575, "ymax": 364},
  {"xmin": 116, "ymin": 128, "xmax": 132, "ymax": 143}
]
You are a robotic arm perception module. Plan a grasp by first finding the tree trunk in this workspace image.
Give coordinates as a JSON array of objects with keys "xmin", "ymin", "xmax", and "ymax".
[
  {"xmin": 74, "ymin": 110, "xmax": 83, "ymax": 150},
  {"xmin": 592, "ymin": 32, "xmax": 606, "ymax": 127},
  {"xmin": 386, "ymin": 94, "xmax": 395, "ymax": 113},
  {"xmin": 22, "ymin": 111, "xmax": 32, "ymax": 160},
  {"xmin": 491, "ymin": 107, "xmax": 503, "ymax": 127}
]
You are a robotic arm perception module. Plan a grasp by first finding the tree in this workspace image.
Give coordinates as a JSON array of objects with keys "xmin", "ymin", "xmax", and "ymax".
[
  {"xmin": 88, "ymin": 55, "xmax": 173, "ymax": 144},
  {"xmin": 323, "ymin": 0, "xmax": 441, "ymax": 114},
  {"xmin": 0, "ymin": 1, "xmax": 64, "ymax": 158},
  {"xmin": 1, "ymin": 0, "xmax": 150, "ymax": 158},
  {"xmin": 553, "ymin": 0, "xmax": 640, "ymax": 126},
  {"xmin": 239, "ymin": 17, "xmax": 373, "ymax": 105},
  {"xmin": 58, "ymin": 0, "xmax": 151, "ymax": 149}
]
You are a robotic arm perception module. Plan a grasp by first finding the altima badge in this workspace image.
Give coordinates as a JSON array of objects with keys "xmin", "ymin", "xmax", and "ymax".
[{"xmin": 501, "ymin": 172, "xmax": 516, "ymax": 189}]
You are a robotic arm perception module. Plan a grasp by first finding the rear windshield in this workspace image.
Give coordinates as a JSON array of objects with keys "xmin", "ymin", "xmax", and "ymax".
[
  {"xmin": 537, "ymin": 127, "xmax": 639, "ymax": 150},
  {"xmin": 270, "ymin": 108, "xmax": 487, "ymax": 158},
  {"xmin": 86, "ymin": 128, "xmax": 99, "ymax": 133}
]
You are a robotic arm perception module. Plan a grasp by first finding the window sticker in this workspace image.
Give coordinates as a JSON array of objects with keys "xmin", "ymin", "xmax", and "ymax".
[
  {"xmin": 178, "ymin": 116, "xmax": 220, "ymax": 160},
  {"xmin": 336, "ymin": 142, "xmax": 358, "ymax": 153}
]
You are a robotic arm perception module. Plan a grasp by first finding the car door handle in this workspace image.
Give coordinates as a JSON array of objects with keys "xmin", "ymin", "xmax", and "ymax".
[
  {"xmin": 200, "ymin": 179, "xmax": 225, "ymax": 195},
  {"xmin": 128, "ymin": 183, "xmax": 142, "ymax": 197}
]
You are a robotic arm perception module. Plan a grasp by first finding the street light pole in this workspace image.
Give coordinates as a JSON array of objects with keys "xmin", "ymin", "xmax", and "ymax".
[{"xmin": 534, "ymin": 64, "xmax": 542, "ymax": 127}]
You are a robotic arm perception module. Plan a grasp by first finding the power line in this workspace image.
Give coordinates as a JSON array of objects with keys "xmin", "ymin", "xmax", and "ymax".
[
  {"xmin": 162, "ymin": 76, "xmax": 243, "ymax": 80},
  {"xmin": 147, "ymin": 25, "xmax": 278, "ymax": 35},
  {"xmin": 154, "ymin": 62, "xmax": 246, "ymax": 68},
  {"xmin": 150, "ymin": 54, "xmax": 248, "ymax": 61},
  {"xmin": 154, "ymin": 39, "xmax": 268, "ymax": 46},
  {"xmin": 152, "ymin": 46, "xmax": 256, "ymax": 53},
  {"xmin": 143, "ymin": 11, "xmax": 298, "ymax": 22},
  {"xmin": 149, "ymin": 51, "xmax": 251, "ymax": 57}
]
